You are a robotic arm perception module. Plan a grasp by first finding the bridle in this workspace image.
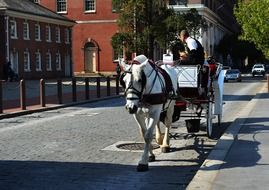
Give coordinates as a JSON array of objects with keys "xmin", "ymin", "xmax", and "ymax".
[
  {"xmin": 120, "ymin": 61, "xmax": 166, "ymax": 103},
  {"xmin": 120, "ymin": 67, "xmax": 147, "ymax": 101}
]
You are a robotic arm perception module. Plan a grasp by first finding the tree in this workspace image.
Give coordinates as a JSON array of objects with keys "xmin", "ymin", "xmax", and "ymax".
[
  {"xmin": 112, "ymin": 0, "xmax": 206, "ymax": 59},
  {"xmin": 234, "ymin": 0, "xmax": 269, "ymax": 59}
]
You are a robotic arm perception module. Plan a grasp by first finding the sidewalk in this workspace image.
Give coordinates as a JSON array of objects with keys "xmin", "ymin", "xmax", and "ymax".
[{"xmin": 187, "ymin": 82, "xmax": 269, "ymax": 189}]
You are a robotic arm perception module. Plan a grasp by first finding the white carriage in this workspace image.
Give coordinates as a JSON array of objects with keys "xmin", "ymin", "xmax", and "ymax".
[{"xmin": 162, "ymin": 54, "xmax": 225, "ymax": 138}]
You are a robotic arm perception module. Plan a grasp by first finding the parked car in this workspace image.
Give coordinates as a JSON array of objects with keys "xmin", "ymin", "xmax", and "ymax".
[
  {"xmin": 224, "ymin": 69, "xmax": 242, "ymax": 82},
  {"xmin": 252, "ymin": 64, "xmax": 265, "ymax": 77}
]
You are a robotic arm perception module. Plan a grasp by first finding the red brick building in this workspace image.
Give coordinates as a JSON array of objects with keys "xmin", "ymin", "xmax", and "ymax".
[
  {"xmin": 36, "ymin": 0, "xmax": 118, "ymax": 76},
  {"xmin": 0, "ymin": 0, "xmax": 75, "ymax": 80}
]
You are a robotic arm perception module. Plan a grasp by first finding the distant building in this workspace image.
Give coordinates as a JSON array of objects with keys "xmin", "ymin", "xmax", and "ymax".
[
  {"xmin": 36, "ymin": 0, "xmax": 118, "ymax": 76},
  {"xmin": 168, "ymin": 0, "xmax": 239, "ymax": 58},
  {"xmin": 35, "ymin": 0, "xmax": 239, "ymax": 76},
  {"xmin": 0, "ymin": 0, "xmax": 75, "ymax": 80}
]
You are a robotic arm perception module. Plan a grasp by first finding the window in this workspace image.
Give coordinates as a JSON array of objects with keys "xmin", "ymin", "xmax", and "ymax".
[
  {"xmin": 56, "ymin": 26, "xmax": 61, "ymax": 43},
  {"xmin": 169, "ymin": 0, "xmax": 187, "ymax": 5},
  {"xmin": 10, "ymin": 20, "xmax": 17, "ymax": 39},
  {"xmin": 34, "ymin": 0, "xmax": 39, "ymax": 3},
  {"xmin": 23, "ymin": 21, "xmax": 30, "ymax": 40},
  {"xmin": 85, "ymin": 0, "xmax": 96, "ymax": 12},
  {"xmin": 35, "ymin": 51, "xmax": 42, "ymax": 71},
  {"xmin": 56, "ymin": 52, "xmax": 62, "ymax": 70},
  {"xmin": 24, "ymin": 50, "xmax": 31, "ymax": 71},
  {"xmin": 35, "ymin": 23, "xmax": 41, "ymax": 41},
  {"xmin": 65, "ymin": 28, "xmax": 70, "ymax": 44},
  {"xmin": 46, "ymin": 25, "xmax": 51, "ymax": 42},
  {"xmin": 57, "ymin": 0, "xmax": 67, "ymax": 13},
  {"xmin": 46, "ymin": 51, "xmax": 52, "ymax": 71}
]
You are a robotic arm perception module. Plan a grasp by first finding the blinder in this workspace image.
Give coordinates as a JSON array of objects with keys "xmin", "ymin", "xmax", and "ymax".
[{"xmin": 120, "ymin": 70, "xmax": 147, "ymax": 100}]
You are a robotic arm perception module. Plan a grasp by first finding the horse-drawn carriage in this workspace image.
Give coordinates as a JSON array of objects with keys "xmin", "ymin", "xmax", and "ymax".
[
  {"xmin": 162, "ymin": 54, "xmax": 225, "ymax": 138},
  {"xmin": 119, "ymin": 54, "xmax": 225, "ymax": 171}
]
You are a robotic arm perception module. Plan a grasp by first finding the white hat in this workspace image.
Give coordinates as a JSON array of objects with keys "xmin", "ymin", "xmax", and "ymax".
[{"xmin": 134, "ymin": 55, "xmax": 148, "ymax": 64}]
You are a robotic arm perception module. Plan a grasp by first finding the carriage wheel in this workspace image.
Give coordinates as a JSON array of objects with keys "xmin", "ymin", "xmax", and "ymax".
[{"xmin": 206, "ymin": 100, "xmax": 214, "ymax": 138}]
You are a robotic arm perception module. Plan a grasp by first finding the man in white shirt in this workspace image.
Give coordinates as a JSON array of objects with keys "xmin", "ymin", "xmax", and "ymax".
[
  {"xmin": 179, "ymin": 30, "xmax": 208, "ymax": 97},
  {"xmin": 179, "ymin": 30, "xmax": 205, "ymax": 66}
]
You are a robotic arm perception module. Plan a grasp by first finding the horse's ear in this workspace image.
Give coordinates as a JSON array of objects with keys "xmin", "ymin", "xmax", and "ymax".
[
  {"xmin": 119, "ymin": 58, "xmax": 131, "ymax": 71},
  {"xmin": 118, "ymin": 58, "xmax": 125, "ymax": 68}
]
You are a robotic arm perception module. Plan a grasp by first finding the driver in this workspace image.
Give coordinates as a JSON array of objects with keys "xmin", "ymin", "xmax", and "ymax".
[
  {"xmin": 178, "ymin": 30, "xmax": 205, "ymax": 66},
  {"xmin": 178, "ymin": 30, "xmax": 208, "ymax": 97}
]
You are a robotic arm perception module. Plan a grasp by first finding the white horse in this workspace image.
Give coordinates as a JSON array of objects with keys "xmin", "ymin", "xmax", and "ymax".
[{"xmin": 119, "ymin": 55, "xmax": 178, "ymax": 172}]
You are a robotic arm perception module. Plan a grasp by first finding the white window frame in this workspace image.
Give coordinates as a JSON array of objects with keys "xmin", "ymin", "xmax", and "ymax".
[
  {"xmin": 46, "ymin": 25, "xmax": 51, "ymax": 42},
  {"xmin": 10, "ymin": 19, "xmax": 17, "ymax": 39},
  {"xmin": 56, "ymin": 0, "xmax": 67, "ymax": 13},
  {"xmin": 56, "ymin": 26, "xmax": 61, "ymax": 43},
  {"xmin": 56, "ymin": 52, "xmax": 62, "ymax": 71},
  {"xmin": 35, "ymin": 23, "xmax": 41, "ymax": 41},
  {"xmin": 23, "ymin": 21, "xmax": 30, "ymax": 40},
  {"xmin": 24, "ymin": 50, "xmax": 31, "ymax": 72},
  {"xmin": 35, "ymin": 51, "xmax": 42, "ymax": 71},
  {"xmin": 46, "ymin": 51, "xmax": 52, "ymax": 71},
  {"xmin": 84, "ymin": 0, "xmax": 96, "ymax": 13},
  {"xmin": 65, "ymin": 28, "xmax": 70, "ymax": 44}
]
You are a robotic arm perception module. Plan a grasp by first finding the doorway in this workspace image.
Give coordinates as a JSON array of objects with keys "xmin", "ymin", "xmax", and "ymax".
[{"xmin": 84, "ymin": 42, "xmax": 97, "ymax": 73}]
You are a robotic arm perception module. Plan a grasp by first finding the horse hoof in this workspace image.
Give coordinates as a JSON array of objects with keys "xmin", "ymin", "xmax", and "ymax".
[
  {"xmin": 149, "ymin": 155, "xmax": 155, "ymax": 162},
  {"xmin": 161, "ymin": 147, "xmax": 170, "ymax": 153},
  {"xmin": 137, "ymin": 164, "xmax": 149, "ymax": 172}
]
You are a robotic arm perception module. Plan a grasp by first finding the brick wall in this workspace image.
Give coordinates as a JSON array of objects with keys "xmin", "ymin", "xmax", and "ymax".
[{"xmin": 8, "ymin": 17, "xmax": 72, "ymax": 79}]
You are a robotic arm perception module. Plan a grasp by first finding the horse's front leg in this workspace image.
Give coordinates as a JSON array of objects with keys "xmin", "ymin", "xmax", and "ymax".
[
  {"xmin": 134, "ymin": 113, "xmax": 147, "ymax": 142},
  {"xmin": 134, "ymin": 113, "xmax": 159, "ymax": 172}
]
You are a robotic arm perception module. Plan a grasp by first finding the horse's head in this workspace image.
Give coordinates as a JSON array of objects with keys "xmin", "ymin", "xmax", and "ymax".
[{"xmin": 119, "ymin": 55, "xmax": 148, "ymax": 114}]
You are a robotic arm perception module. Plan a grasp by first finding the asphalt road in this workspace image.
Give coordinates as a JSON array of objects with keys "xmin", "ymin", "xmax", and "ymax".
[{"xmin": 0, "ymin": 76, "xmax": 266, "ymax": 190}]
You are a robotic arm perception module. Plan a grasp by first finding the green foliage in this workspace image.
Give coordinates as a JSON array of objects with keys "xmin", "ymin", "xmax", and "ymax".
[
  {"xmin": 234, "ymin": 0, "xmax": 269, "ymax": 58},
  {"xmin": 111, "ymin": 0, "xmax": 207, "ymax": 59},
  {"xmin": 183, "ymin": 8, "xmax": 207, "ymax": 38}
]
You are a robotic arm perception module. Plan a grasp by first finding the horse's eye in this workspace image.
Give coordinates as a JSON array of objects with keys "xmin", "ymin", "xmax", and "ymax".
[{"xmin": 138, "ymin": 79, "xmax": 142, "ymax": 83}]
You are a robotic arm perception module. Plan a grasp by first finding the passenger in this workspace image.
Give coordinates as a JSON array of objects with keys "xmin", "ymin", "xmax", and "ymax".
[{"xmin": 207, "ymin": 56, "xmax": 217, "ymax": 77}]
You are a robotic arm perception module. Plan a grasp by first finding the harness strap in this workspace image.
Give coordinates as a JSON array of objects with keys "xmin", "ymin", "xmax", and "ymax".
[{"xmin": 148, "ymin": 60, "xmax": 173, "ymax": 94}]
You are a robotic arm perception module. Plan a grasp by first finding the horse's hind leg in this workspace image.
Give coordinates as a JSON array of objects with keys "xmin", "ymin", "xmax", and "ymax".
[
  {"xmin": 161, "ymin": 125, "xmax": 171, "ymax": 153},
  {"xmin": 155, "ymin": 121, "xmax": 164, "ymax": 145},
  {"xmin": 161, "ymin": 102, "xmax": 175, "ymax": 153}
]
